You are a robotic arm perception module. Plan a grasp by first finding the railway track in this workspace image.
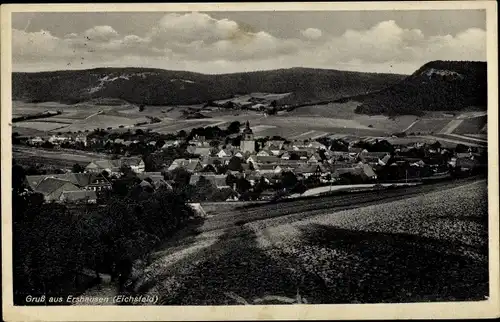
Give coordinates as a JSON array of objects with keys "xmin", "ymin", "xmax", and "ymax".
[{"xmin": 198, "ymin": 176, "xmax": 486, "ymax": 232}]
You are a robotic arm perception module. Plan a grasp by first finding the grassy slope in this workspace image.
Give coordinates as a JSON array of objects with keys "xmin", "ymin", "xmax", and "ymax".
[{"xmin": 130, "ymin": 179, "xmax": 487, "ymax": 304}]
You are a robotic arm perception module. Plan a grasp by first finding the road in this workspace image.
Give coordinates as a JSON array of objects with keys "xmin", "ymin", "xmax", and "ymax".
[{"xmin": 125, "ymin": 177, "xmax": 488, "ymax": 305}]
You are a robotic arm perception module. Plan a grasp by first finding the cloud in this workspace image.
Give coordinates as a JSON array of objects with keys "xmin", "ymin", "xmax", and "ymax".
[
  {"xmin": 83, "ymin": 25, "xmax": 119, "ymax": 42},
  {"xmin": 301, "ymin": 28, "xmax": 322, "ymax": 40},
  {"xmin": 12, "ymin": 14, "xmax": 486, "ymax": 74}
]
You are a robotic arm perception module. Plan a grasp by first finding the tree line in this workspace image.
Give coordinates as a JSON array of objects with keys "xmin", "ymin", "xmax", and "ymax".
[{"xmin": 12, "ymin": 160, "xmax": 196, "ymax": 305}]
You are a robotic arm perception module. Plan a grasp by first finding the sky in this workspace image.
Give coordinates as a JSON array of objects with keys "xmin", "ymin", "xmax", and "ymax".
[{"xmin": 12, "ymin": 10, "xmax": 487, "ymax": 75}]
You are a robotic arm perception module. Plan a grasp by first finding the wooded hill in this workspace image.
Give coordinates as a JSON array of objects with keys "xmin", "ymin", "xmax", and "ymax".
[
  {"xmin": 351, "ymin": 61, "xmax": 487, "ymax": 116},
  {"xmin": 12, "ymin": 67, "xmax": 404, "ymax": 106}
]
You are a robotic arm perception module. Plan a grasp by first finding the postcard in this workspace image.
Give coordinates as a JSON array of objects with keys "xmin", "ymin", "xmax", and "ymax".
[{"xmin": 1, "ymin": 1, "xmax": 498, "ymax": 321}]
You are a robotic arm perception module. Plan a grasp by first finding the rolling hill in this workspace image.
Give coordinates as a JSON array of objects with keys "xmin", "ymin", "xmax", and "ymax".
[
  {"xmin": 12, "ymin": 67, "xmax": 404, "ymax": 107},
  {"xmin": 352, "ymin": 61, "xmax": 487, "ymax": 116}
]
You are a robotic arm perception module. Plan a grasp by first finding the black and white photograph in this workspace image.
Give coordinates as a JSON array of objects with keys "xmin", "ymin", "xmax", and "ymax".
[{"xmin": 1, "ymin": 2, "xmax": 498, "ymax": 321}]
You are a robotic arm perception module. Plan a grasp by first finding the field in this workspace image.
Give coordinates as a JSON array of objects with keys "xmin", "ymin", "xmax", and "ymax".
[
  {"xmin": 453, "ymin": 116, "xmax": 487, "ymax": 135},
  {"xmin": 406, "ymin": 119, "xmax": 454, "ymax": 134},
  {"xmin": 287, "ymin": 102, "xmax": 418, "ymax": 133},
  {"xmin": 14, "ymin": 121, "xmax": 69, "ymax": 132},
  {"xmin": 130, "ymin": 178, "xmax": 487, "ymax": 304},
  {"xmin": 62, "ymin": 114, "xmax": 150, "ymax": 132},
  {"xmin": 13, "ymin": 146, "xmax": 111, "ymax": 167}
]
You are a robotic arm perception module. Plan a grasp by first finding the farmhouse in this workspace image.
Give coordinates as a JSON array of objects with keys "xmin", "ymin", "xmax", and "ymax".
[
  {"xmin": 28, "ymin": 177, "xmax": 84, "ymax": 202},
  {"xmin": 168, "ymin": 158, "xmax": 203, "ymax": 172},
  {"xmin": 26, "ymin": 173, "xmax": 112, "ymax": 192}
]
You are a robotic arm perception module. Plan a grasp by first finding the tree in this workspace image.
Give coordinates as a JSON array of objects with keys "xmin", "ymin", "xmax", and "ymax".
[
  {"xmin": 289, "ymin": 152, "xmax": 300, "ymax": 161},
  {"xmin": 41, "ymin": 141, "xmax": 54, "ymax": 149},
  {"xmin": 170, "ymin": 168, "xmax": 192, "ymax": 187},
  {"xmin": 139, "ymin": 104, "xmax": 145, "ymax": 112},
  {"xmin": 236, "ymin": 177, "xmax": 252, "ymax": 194},
  {"xmin": 292, "ymin": 181, "xmax": 307, "ymax": 195},
  {"xmin": 227, "ymin": 156, "xmax": 243, "ymax": 172},
  {"xmin": 227, "ymin": 121, "xmax": 241, "ymax": 134},
  {"xmin": 72, "ymin": 163, "xmax": 85, "ymax": 173},
  {"xmin": 120, "ymin": 164, "xmax": 134, "ymax": 176},
  {"xmin": 209, "ymin": 140, "xmax": 221, "ymax": 148},
  {"xmin": 455, "ymin": 143, "xmax": 469, "ymax": 153},
  {"xmin": 267, "ymin": 106, "xmax": 278, "ymax": 115},
  {"xmin": 281, "ymin": 171, "xmax": 298, "ymax": 190}
]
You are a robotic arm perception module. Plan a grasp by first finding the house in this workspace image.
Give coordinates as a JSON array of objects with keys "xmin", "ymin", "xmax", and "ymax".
[
  {"xmin": 85, "ymin": 160, "xmax": 122, "ymax": 175},
  {"xmin": 281, "ymin": 150, "xmax": 309, "ymax": 160},
  {"xmin": 307, "ymin": 153, "xmax": 322, "ymax": 164},
  {"xmin": 307, "ymin": 141, "xmax": 327, "ymax": 150},
  {"xmin": 193, "ymin": 147, "xmax": 212, "ymax": 157},
  {"xmin": 455, "ymin": 157, "xmax": 479, "ymax": 171},
  {"xmin": 114, "ymin": 138, "xmax": 126, "ymax": 145},
  {"xmin": 335, "ymin": 164, "xmax": 377, "ymax": 182},
  {"xmin": 74, "ymin": 134, "xmax": 88, "ymax": 146},
  {"xmin": 329, "ymin": 151, "xmax": 353, "ymax": 161},
  {"xmin": 266, "ymin": 140, "xmax": 285, "ymax": 150},
  {"xmin": 162, "ymin": 140, "xmax": 181, "ymax": 149},
  {"xmin": 29, "ymin": 177, "xmax": 83, "ymax": 202},
  {"xmin": 186, "ymin": 145, "xmax": 197, "ymax": 154},
  {"xmin": 294, "ymin": 164, "xmax": 328, "ymax": 178},
  {"xmin": 348, "ymin": 147, "xmax": 367, "ymax": 154},
  {"xmin": 28, "ymin": 136, "xmax": 44, "ymax": 145},
  {"xmin": 257, "ymin": 150, "xmax": 271, "ymax": 157},
  {"xmin": 201, "ymin": 156, "xmax": 231, "ymax": 167},
  {"xmin": 254, "ymin": 164, "xmax": 283, "ymax": 174},
  {"xmin": 378, "ymin": 154, "xmax": 392, "ymax": 166},
  {"xmin": 249, "ymin": 155, "xmax": 280, "ymax": 164},
  {"xmin": 168, "ymin": 158, "xmax": 203, "ymax": 172},
  {"xmin": 189, "ymin": 174, "xmax": 230, "ymax": 189},
  {"xmin": 137, "ymin": 172, "xmax": 172, "ymax": 190},
  {"xmin": 189, "ymin": 135, "xmax": 207, "ymax": 147},
  {"xmin": 48, "ymin": 135, "xmax": 70, "ymax": 145},
  {"xmin": 217, "ymin": 148, "xmax": 232, "ymax": 158},
  {"xmin": 28, "ymin": 173, "xmax": 112, "ymax": 192},
  {"xmin": 358, "ymin": 152, "xmax": 391, "ymax": 166},
  {"xmin": 59, "ymin": 190, "xmax": 97, "ymax": 204},
  {"xmin": 120, "ymin": 157, "xmax": 145, "ymax": 173}
]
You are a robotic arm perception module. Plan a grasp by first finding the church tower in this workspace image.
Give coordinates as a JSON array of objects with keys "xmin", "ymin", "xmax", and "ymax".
[{"xmin": 240, "ymin": 121, "xmax": 255, "ymax": 153}]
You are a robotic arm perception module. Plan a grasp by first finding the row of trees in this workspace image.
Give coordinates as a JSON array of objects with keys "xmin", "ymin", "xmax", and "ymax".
[{"xmin": 12, "ymin": 161, "xmax": 196, "ymax": 305}]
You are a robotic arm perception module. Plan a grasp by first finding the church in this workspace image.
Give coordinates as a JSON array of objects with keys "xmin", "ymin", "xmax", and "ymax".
[{"xmin": 240, "ymin": 121, "xmax": 255, "ymax": 153}]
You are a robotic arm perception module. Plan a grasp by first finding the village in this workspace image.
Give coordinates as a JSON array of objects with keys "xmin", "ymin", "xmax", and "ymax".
[{"xmin": 13, "ymin": 120, "xmax": 487, "ymax": 205}]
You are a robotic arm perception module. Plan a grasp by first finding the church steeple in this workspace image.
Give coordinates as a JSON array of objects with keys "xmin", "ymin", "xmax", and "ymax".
[
  {"xmin": 242, "ymin": 121, "xmax": 253, "ymax": 135},
  {"xmin": 240, "ymin": 120, "xmax": 255, "ymax": 153}
]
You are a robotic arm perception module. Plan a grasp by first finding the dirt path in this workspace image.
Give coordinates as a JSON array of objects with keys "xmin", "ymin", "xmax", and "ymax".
[{"xmin": 439, "ymin": 119, "xmax": 464, "ymax": 134}]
